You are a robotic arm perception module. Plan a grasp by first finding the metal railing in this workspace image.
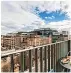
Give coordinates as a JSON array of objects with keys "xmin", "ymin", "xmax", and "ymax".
[{"xmin": 1, "ymin": 40, "xmax": 71, "ymax": 72}]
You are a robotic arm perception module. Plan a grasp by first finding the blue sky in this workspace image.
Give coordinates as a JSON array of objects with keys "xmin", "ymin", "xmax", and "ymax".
[{"xmin": 35, "ymin": 7, "xmax": 69, "ymax": 23}]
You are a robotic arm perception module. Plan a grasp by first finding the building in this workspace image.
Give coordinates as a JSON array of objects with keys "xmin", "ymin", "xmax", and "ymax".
[
  {"xmin": 32, "ymin": 28, "xmax": 59, "ymax": 43},
  {"xmin": 58, "ymin": 31, "xmax": 69, "ymax": 41},
  {"xmin": 33, "ymin": 28, "xmax": 52, "ymax": 36},
  {"xmin": 61, "ymin": 31, "xmax": 68, "ymax": 35},
  {"xmin": 1, "ymin": 35, "xmax": 4, "ymax": 47},
  {"xmin": 1, "ymin": 28, "xmax": 56, "ymax": 50},
  {"xmin": 2, "ymin": 28, "xmax": 69, "ymax": 50},
  {"xmin": 21, "ymin": 34, "xmax": 52, "ymax": 48},
  {"xmin": 1, "ymin": 34, "xmax": 24, "ymax": 50},
  {"xmin": 2, "ymin": 35, "xmax": 15, "ymax": 50}
]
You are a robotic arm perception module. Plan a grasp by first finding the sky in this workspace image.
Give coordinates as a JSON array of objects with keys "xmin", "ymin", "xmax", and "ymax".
[{"xmin": 1, "ymin": 1, "xmax": 71, "ymax": 35}]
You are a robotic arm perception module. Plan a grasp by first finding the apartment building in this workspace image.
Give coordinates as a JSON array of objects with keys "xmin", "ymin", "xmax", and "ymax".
[
  {"xmin": 3, "ymin": 28, "xmax": 68, "ymax": 50},
  {"xmin": 1, "ymin": 34, "xmax": 24, "ymax": 50},
  {"xmin": 2, "ymin": 36, "xmax": 12, "ymax": 50},
  {"xmin": 22, "ymin": 34, "xmax": 52, "ymax": 48},
  {"xmin": 1, "ymin": 35, "xmax": 4, "ymax": 47}
]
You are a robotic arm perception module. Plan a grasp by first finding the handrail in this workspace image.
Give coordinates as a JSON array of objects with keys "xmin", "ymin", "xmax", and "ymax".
[
  {"xmin": 1, "ymin": 39, "xmax": 71, "ymax": 72},
  {"xmin": 1, "ymin": 40, "xmax": 70, "ymax": 57}
]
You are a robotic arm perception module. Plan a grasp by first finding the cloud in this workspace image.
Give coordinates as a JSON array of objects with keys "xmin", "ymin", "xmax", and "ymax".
[
  {"xmin": 1, "ymin": 1, "xmax": 71, "ymax": 35},
  {"xmin": 17, "ymin": 1, "xmax": 71, "ymax": 19},
  {"xmin": 1, "ymin": 1, "xmax": 45, "ymax": 34},
  {"xmin": 45, "ymin": 17, "xmax": 48, "ymax": 19},
  {"xmin": 43, "ymin": 20, "xmax": 71, "ymax": 35},
  {"xmin": 48, "ymin": 17, "xmax": 53, "ymax": 19},
  {"xmin": 52, "ymin": 16, "xmax": 55, "ymax": 18},
  {"xmin": 45, "ymin": 15, "xmax": 55, "ymax": 19}
]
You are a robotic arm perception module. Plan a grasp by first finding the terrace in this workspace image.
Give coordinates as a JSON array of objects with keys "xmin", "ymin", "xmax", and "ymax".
[{"xmin": 1, "ymin": 40, "xmax": 71, "ymax": 72}]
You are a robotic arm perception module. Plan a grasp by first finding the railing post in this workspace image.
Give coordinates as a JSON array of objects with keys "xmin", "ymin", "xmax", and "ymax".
[
  {"xmin": 40, "ymin": 47, "xmax": 43, "ymax": 72},
  {"xmin": 10, "ymin": 54, "xmax": 14, "ymax": 72},
  {"xmin": 51, "ymin": 45, "xmax": 54, "ymax": 70},
  {"xmin": 44, "ymin": 46, "xmax": 47, "ymax": 72},
  {"xmin": 68, "ymin": 40, "xmax": 70, "ymax": 52},
  {"xmin": 35, "ymin": 48, "xmax": 38, "ymax": 72},
  {"xmin": 29, "ymin": 50, "xmax": 32, "ymax": 72},
  {"xmin": 59, "ymin": 43, "xmax": 61, "ymax": 58},
  {"xmin": 24, "ymin": 52, "xmax": 26, "ymax": 70},
  {"xmin": 54, "ymin": 44, "xmax": 56, "ymax": 71},
  {"xmin": 56, "ymin": 44, "xmax": 58, "ymax": 61},
  {"xmin": 48, "ymin": 45, "xmax": 50, "ymax": 72},
  {"xmin": 20, "ymin": 52, "xmax": 24, "ymax": 72}
]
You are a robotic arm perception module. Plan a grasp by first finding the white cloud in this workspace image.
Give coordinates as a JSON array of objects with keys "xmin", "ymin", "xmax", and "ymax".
[
  {"xmin": 1, "ymin": 1, "xmax": 71, "ymax": 35},
  {"xmin": 45, "ymin": 17, "xmax": 48, "ymax": 19},
  {"xmin": 1, "ymin": 1, "xmax": 45, "ymax": 34},
  {"xmin": 48, "ymin": 17, "xmax": 53, "ymax": 19},
  {"xmin": 52, "ymin": 16, "xmax": 55, "ymax": 18},
  {"xmin": 16, "ymin": 1, "xmax": 71, "ymax": 18},
  {"xmin": 45, "ymin": 16, "xmax": 55, "ymax": 19},
  {"xmin": 44, "ymin": 20, "xmax": 71, "ymax": 35}
]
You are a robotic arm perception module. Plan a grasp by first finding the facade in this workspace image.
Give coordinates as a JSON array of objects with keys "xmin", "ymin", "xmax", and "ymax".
[
  {"xmin": 61, "ymin": 31, "xmax": 68, "ymax": 35},
  {"xmin": 1, "ymin": 31, "xmax": 52, "ymax": 50},
  {"xmin": 51, "ymin": 30, "xmax": 68, "ymax": 42},
  {"xmin": 2, "ymin": 36, "xmax": 12, "ymax": 50},
  {"xmin": 1, "ymin": 35, "xmax": 4, "ymax": 47},
  {"xmin": 21, "ymin": 34, "xmax": 52, "ymax": 48},
  {"xmin": 1, "ymin": 35, "xmax": 23, "ymax": 50},
  {"xmin": 33, "ymin": 28, "xmax": 52, "ymax": 36},
  {"xmin": 1, "ymin": 28, "xmax": 69, "ymax": 50}
]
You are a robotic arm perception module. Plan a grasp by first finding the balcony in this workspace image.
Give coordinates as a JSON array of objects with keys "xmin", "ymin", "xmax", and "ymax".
[{"xmin": 1, "ymin": 40, "xmax": 71, "ymax": 72}]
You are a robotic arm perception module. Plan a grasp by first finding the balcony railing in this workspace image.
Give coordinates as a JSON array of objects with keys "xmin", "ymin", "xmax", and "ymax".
[{"xmin": 1, "ymin": 40, "xmax": 71, "ymax": 72}]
